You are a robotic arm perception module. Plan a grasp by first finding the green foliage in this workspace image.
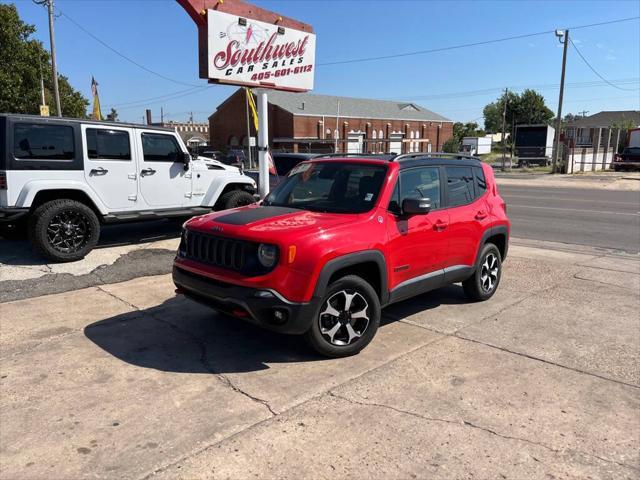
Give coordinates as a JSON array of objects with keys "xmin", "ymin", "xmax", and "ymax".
[
  {"xmin": 483, "ymin": 89, "xmax": 554, "ymax": 133},
  {"xmin": 106, "ymin": 108, "xmax": 118, "ymax": 121},
  {"xmin": 442, "ymin": 137, "xmax": 460, "ymax": 153},
  {"xmin": 0, "ymin": 4, "xmax": 88, "ymax": 117},
  {"xmin": 452, "ymin": 121, "xmax": 485, "ymax": 143}
]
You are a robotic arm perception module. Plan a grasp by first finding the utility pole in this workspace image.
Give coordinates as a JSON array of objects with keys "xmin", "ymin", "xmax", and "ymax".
[
  {"xmin": 552, "ymin": 29, "xmax": 569, "ymax": 173},
  {"xmin": 161, "ymin": 107, "xmax": 164, "ymax": 123},
  {"xmin": 40, "ymin": 0, "xmax": 62, "ymax": 117},
  {"xmin": 501, "ymin": 88, "xmax": 508, "ymax": 172}
]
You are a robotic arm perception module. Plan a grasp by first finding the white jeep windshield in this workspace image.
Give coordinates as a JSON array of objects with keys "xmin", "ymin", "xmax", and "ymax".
[{"xmin": 264, "ymin": 162, "xmax": 388, "ymax": 214}]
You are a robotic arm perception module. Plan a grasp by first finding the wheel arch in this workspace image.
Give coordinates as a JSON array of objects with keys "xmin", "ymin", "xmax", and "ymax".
[
  {"xmin": 29, "ymin": 189, "xmax": 104, "ymax": 220},
  {"xmin": 213, "ymin": 181, "xmax": 257, "ymax": 208},
  {"xmin": 476, "ymin": 225, "xmax": 509, "ymax": 264},
  {"xmin": 313, "ymin": 250, "xmax": 389, "ymax": 305}
]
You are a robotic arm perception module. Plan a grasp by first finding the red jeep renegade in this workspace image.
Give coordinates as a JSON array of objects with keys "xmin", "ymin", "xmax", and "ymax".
[{"xmin": 173, "ymin": 153, "xmax": 509, "ymax": 357}]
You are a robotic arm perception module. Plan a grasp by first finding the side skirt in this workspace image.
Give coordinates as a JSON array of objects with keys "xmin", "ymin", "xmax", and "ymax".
[
  {"xmin": 102, "ymin": 207, "xmax": 212, "ymax": 223},
  {"xmin": 387, "ymin": 265, "xmax": 474, "ymax": 306}
]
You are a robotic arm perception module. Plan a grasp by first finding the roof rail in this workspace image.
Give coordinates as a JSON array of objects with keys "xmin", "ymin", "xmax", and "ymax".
[
  {"xmin": 391, "ymin": 152, "xmax": 480, "ymax": 162},
  {"xmin": 313, "ymin": 153, "xmax": 398, "ymax": 159}
]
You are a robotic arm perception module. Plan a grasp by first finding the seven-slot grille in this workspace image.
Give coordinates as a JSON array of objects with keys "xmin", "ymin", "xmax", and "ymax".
[{"xmin": 185, "ymin": 230, "xmax": 246, "ymax": 271}]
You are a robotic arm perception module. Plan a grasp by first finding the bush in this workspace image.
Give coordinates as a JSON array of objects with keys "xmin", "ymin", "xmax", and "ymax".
[{"xmin": 442, "ymin": 138, "xmax": 460, "ymax": 153}]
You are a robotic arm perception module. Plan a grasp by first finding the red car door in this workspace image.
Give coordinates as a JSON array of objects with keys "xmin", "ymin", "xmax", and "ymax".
[
  {"xmin": 443, "ymin": 165, "xmax": 491, "ymax": 271},
  {"xmin": 385, "ymin": 166, "xmax": 449, "ymax": 299}
]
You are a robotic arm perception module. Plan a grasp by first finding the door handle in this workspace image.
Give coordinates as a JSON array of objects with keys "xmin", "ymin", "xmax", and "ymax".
[
  {"xmin": 141, "ymin": 168, "xmax": 156, "ymax": 177},
  {"xmin": 89, "ymin": 167, "xmax": 108, "ymax": 176},
  {"xmin": 434, "ymin": 220, "xmax": 448, "ymax": 231},
  {"xmin": 475, "ymin": 211, "xmax": 488, "ymax": 220}
]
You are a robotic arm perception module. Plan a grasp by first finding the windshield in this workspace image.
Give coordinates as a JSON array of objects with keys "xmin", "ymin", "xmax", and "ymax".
[{"xmin": 264, "ymin": 162, "xmax": 388, "ymax": 214}]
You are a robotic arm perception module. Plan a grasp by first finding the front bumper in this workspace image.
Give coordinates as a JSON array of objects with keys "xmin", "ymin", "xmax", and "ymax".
[
  {"xmin": 172, "ymin": 266, "xmax": 320, "ymax": 335},
  {"xmin": 0, "ymin": 207, "xmax": 29, "ymax": 223}
]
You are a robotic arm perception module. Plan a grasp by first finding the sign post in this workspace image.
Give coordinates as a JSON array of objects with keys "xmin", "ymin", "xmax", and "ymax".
[
  {"xmin": 176, "ymin": 0, "xmax": 315, "ymax": 199},
  {"xmin": 257, "ymin": 91, "xmax": 270, "ymax": 198}
]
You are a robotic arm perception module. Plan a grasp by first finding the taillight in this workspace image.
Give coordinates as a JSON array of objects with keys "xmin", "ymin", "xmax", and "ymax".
[{"xmin": 0, "ymin": 173, "xmax": 6, "ymax": 190}]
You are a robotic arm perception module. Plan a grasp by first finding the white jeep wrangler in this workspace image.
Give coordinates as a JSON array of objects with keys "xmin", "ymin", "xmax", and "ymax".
[{"xmin": 0, "ymin": 114, "xmax": 256, "ymax": 262}]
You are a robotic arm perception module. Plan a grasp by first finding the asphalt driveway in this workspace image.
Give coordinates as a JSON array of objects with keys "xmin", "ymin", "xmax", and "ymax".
[{"xmin": 1, "ymin": 242, "xmax": 638, "ymax": 479}]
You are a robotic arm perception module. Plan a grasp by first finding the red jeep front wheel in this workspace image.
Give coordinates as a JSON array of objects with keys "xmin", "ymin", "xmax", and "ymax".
[{"xmin": 305, "ymin": 275, "xmax": 381, "ymax": 358}]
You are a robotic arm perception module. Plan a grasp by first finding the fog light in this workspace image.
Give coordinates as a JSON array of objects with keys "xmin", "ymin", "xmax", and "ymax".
[{"xmin": 271, "ymin": 309, "xmax": 288, "ymax": 325}]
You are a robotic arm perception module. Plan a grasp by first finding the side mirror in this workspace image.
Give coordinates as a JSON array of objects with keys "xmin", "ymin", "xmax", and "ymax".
[
  {"xmin": 181, "ymin": 152, "xmax": 191, "ymax": 170},
  {"xmin": 402, "ymin": 197, "xmax": 431, "ymax": 215}
]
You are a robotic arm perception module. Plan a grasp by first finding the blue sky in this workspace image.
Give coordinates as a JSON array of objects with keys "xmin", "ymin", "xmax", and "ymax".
[{"xmin": 6, "ymin": 0, "xmax": 640, "ymax": 125}]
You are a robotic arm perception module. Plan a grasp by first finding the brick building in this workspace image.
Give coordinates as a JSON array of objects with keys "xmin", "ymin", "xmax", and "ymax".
[{"xmin": 209, "ymin": 89, "xmax": 453, "ymax": 154}]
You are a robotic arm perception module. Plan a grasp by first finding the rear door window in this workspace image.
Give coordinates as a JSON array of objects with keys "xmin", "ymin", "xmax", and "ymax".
[
  {"xmin": 445, "ymin": 166, "xmax": 475, "ymax": 207},
  {"xmin": 474, "ymin": 166, "xmax": 487, "ymax": 196},
  {"xmin": 141, "ymin": 133, "xmax": 181, "ymax": 162},
  {"xmin": 86, "ymin": 129, "xmax": 131, "ymax": 161},
  {"xmin": 13, "ymin": 123, "xmax": 75, "ymax": 160}
]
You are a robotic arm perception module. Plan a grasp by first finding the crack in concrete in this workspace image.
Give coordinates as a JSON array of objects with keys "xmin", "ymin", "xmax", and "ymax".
[
  {"xmin": 572, "ymin": 272, "xmax": 638, "ymax": 291},
  {"xmin": 328, "ymin": 392, "xmax": 640, "ymax": 473},
  {"xmin": 96, "ymin": 286, "xmax": 277, "ymax": 417},
  {"xmin": 454, "ymin": 334, "xmax": 639, "ymax": 390}
]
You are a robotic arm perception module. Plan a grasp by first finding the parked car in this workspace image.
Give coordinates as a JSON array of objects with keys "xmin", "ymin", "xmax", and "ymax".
[
  {"xmin": 173, "ymin": 153, "xmax": 510, "ymax": 357},
  {"xmin": 612, "ymin": 147, "xmax": 640, "ymax": 171},
  {"xmin": 0, "ymin": 114, "xmax": 257, "ymax": 262},
  {"xmin": 200, "ymin": 150, "xmax": 223, "ymax": 162},
  {"xmin": 245, "ymin": 152, "xmax": 320, "ymax": 190}
]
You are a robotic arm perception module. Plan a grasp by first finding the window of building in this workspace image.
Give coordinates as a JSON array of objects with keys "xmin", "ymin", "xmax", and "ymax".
[
  {"xmin": 141, "ymin": 133, "xmax": 182, "ymax": 162},
  {"xmin": 13, "ymin": 123, "xmax": 75, "ymax": 160},
  {"xmin": 86, "ymin": 129, "xmax": 131, "ymax": 161},
  {"xmin": 229, "ymin": 135, "xmax": 239, "ymax": 146}
]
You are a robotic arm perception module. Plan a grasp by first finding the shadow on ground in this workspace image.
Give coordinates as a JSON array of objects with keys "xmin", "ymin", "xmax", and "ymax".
[
  {"xmin": 0, "ymin": 220, "xmax": 181, "ymax": 267},
  {"xmin": 85, "ymin": 285, "xmax": 471, "ymax": 374}
]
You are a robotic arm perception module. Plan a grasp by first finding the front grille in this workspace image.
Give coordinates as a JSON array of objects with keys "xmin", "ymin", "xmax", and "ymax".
[{"xmin": 184, "ymin": 230, "xmax": 246, "ymax": 271}]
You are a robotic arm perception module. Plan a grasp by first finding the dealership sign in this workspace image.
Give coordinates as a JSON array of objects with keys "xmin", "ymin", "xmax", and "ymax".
[{"xmin": 207, "ymin": 9, "xmax": 316, "ymax": 92}]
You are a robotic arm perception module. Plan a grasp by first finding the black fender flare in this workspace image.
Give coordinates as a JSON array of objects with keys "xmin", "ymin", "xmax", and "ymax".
[
  {"xmin": 312, "ymin": 250, "xmax": 389, "ymax": 305},
  {"xmin": 474, "ymin": 225, "xmax": 509, "ymax": 267}
]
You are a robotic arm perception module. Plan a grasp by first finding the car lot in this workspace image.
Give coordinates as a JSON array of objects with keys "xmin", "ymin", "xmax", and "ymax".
[
  {"xmin": 1, "ymin": 177, "xmax": 639, "ymax": 479},
  {"xmin": 1, "ymin": 240, "xmax": 639, "ymax": 479}
]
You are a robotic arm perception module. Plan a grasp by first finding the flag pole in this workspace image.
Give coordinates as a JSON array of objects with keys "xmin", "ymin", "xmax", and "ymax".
[{"xmin": 245, "ymin": 88, "xmax": 253, "ymax": 169}]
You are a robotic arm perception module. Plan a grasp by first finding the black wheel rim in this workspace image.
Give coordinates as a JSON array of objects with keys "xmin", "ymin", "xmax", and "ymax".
[{"xmin": 46, "ymin": 210, "xmax": 92, "ymax": 254}]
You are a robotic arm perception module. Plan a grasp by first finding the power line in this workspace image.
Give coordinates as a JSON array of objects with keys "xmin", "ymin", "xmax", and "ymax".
[
  {"xmin": 317, "ymin": 16, "xmax": 640, "ymax": 66},
  {"xmin": 58, "ymin": 9, "xmax": 202, "ymax": 87},
  {"xmin": 569, "ymin": 38, "xmax": 639, "ymax": 92},
  {"xmin": 103, "ymin": 86, "xmax": 208, "ymax": 109}
]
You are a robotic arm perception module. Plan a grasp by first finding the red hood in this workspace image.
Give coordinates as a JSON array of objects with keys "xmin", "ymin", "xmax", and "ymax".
[{"xmin": 186, "ymin": 205, "xmax": 357, "ymax": 243}]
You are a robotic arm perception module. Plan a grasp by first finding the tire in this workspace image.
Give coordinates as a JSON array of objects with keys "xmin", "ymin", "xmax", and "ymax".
[
  {"xmin": 217, "ymin": 190, "xmax": 256, "ymax": 210},
  {"xmin": 28, "ymin": 199, "xmax": 100, "ymax": 263},
  {"xmin": 462, "ymin": 243, "xmax": 502, "ymax": 301},
  {"xmin": 304, "ymin": 275, "xmax": 381, "ymax": 358}
]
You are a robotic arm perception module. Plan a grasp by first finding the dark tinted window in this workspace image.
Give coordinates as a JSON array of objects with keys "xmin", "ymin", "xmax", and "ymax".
[
  {"xmin": 142, "ymin": 133, "xmax": 181, "ymax": 162},
  {"xmin": 400, "ymin": 167, "xmax": 441, "ymax": 209},
  {"xmin": 265, "ymin": 162, "xmax": 387, "ymax": 214},
  {"xmin": 474, "ymin": 166, "xmax": 487, "ymax": 195},
  {"xmin": 445, "ymin": 166, "xmax": 475, "ymax": 207},
  {"xmin": 13, "ymin": 123, "xmax": 74, "ymax": 160},
  {"xmin": 86, "ymin": 129, "xmax": 131, "ymax": 160}
]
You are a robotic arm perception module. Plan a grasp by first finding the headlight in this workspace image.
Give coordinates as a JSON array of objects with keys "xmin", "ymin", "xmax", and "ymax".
[{"xmin": 257, "ymin": 244, "xmax": 278, "ymax": 268}]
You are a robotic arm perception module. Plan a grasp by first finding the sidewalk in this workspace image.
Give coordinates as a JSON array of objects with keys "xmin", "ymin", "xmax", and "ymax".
[
  {"xmin": 495, "ymin": 171, "xmax": 640, "ymax": 191},
  {"xmin": 1, "ymin": 242, "xmax": 638, "ymax": 479}
]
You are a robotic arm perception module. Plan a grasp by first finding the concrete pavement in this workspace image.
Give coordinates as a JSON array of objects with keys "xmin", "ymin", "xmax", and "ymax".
[{"xmin": 1, "ymin": 242, "xmax": 638, "ymax": 479}]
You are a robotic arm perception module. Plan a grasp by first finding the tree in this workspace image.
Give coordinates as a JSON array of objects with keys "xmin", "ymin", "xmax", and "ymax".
[
  {"xmin": 442, "ymin": 138, "xmax": 460, "ymax": 153},
  {"xmin": 106, "ymin": 108, "xmax": 118, "ymax": 121},
  {"xmin": 483, "ymin": 89, "xmax": 553, "ymax": 133},
  {"xmin": 0, "ymin": 4, "xmax": 88, "ymax": 117}
]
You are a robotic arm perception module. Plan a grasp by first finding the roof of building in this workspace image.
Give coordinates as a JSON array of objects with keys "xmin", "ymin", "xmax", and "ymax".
[
  {"xmin": 568, "ymin": 110, "xmax": 640, "ymax": 128},
  {"xmin": 179, "ymin": 131, "xmax": 208, "ymax": 143},
  {"xmin": 211, "ymin": 89, "xmax": 451, "ymax": 123}
]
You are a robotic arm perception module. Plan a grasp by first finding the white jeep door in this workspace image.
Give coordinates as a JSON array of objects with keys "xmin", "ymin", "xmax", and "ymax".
[
  {"xmin": 135, "ymin": 130, "xmax": 191, "ymax": 208},
  {"xmin": 82, "ymin": 124, "xmax": 138, "ymax": 210}
]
